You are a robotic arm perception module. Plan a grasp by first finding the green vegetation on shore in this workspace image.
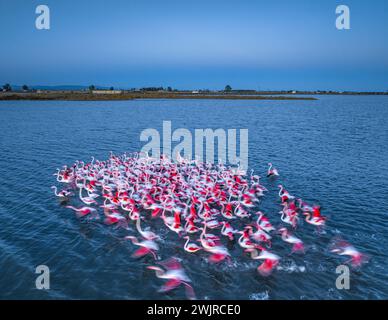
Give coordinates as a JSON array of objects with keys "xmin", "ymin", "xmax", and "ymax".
[
  {"xmin": 0, "ymin": 91, "xmax": 317, "ymax": 101},
  {"xmin": 2, "ymin": 83, "xmax": 387, "ymax": 101}
]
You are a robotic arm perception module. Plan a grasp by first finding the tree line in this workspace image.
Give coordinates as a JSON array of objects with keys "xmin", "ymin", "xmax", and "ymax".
[
  {"xmin": 2, "ymin": 84, "xmax": 29, "ymax": 92},
  {"xmin": 2, "ymin": 84, "xmax": 234, "ymax": 93}
]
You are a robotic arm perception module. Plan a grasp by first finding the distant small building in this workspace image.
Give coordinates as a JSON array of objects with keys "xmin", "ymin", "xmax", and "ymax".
[
  {"xmin": 192, "ymin": 90, "xmax": 199, "ymax": 94},
  {"xmin": 92, "ymin": 90, "xmax": 122, "ymax": 94}
]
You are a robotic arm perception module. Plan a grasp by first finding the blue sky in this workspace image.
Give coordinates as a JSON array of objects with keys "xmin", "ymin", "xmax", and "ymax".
[{"xmin": 1, "ymin": 0, "xmax": 387, "ymax": 90}]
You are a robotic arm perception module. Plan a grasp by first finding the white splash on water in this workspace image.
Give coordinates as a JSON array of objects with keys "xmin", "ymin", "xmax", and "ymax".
[
  {"xmin": 249, "ymin": 291, "xmax": 270, "ymax": 300},
  {"xmin": 277, "ymin": 260, "xmax": 306, "ymax": 273}
]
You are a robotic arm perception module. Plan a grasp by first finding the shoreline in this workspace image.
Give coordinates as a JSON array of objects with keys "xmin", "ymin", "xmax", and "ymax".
[
  {"xmin": 0, "ymin": 92, "xmax": 317, "ymax": 101},
  {"xmin": 2, "ymin": 90, "xmax": 388, "ymax": 101}
]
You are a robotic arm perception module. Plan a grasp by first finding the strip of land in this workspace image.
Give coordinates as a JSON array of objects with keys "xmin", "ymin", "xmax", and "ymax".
[{"xmin": 0, "ymin": 92, "xmax": 317, "ymax": 101}]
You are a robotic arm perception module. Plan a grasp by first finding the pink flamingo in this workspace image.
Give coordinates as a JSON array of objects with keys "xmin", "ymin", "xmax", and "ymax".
[
  {"xmin": 278, "ymin": 227, "xmax": 304, "ymax": 253},
  {"xmin": 331, "ymin": 240, "xmax": 367, "ymax": 267},
  {"xmin": 184, "ymin": 217, "xmax": 200, "ymax": 234},
  {"xmin": 255, "ymin": 211, "xmax": 275, "ymax": 233},
  {"xmin": 280, "ymin": 207, "xmax": 298, "ymax": 228},
  {"xmin": 246, "ymin": 247, "xmax": 280, "ymax": 276},
  {"xmin": 200, "ymin": 225, "xmax": 230, "ymax": 263},
  {"xmin": 248, "ymin": 225, "xmax": 272, "ymax": 245},
  {"xmin": 65, "ymin": 205, "xmax": 97, "ymax": 218},
  {"xmin": 147, "ymin": 258, "xmax": 196, "ymax": 300},
  {"xmin": 238, "ymin": 227, "xmax": 257, "ymax": 249},
  {"xmin": 303, "ymin": 211, "xmax": 326, "ymax": 227},
  {"xmin": 55, "ymin": 151, "xmax": 364, "ymax": 289},
  {"xmin": 104, "ymin": 211, "xmax": 128, "ymax": 228},
  {"xmin": 162, "ymin": 210, "xmax": 183, "ymax": 235},
  {"xmin": 220, "ymin": 202, "xmax": 235, "ymax": 220},
  {"xmin": 183, "ymin": 236, "xmax": 202, "ymax": 253},
  {"xmin": 278, "ymin": 185, "xmax": 294, "ymax": 202},
  {"xmin": 221, "ymin": 221, "xmax": 237, "ymax": 240},
  {"xmin": 136, "ymin": 217, "xmax": 159, "ymax": 240},
  {"xmin": 125, "ymin": 236, "xmax": 159, "ymax": 260},
  {"xmin": 297, "ymin": 198, "xmax": 313, "ymax": 212},
  {"xmin": 51, "ymin": 186, "xmax": 72, "ymax": 198},
  {"xmin": 267, "ymin": 163, "xmax": 279, "ymax": 178},
  {"xmin": 78, "ymin": 187, "xmax": 97, "ymax": 205},
  {"xmin": 234, "ymin": 204, "xmax": 250, "ymax": 218}
]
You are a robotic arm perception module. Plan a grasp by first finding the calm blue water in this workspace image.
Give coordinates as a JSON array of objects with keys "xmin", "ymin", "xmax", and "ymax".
[{"xmin": 0, "ymin": 96, "xmax": 387, "ymax": 300}]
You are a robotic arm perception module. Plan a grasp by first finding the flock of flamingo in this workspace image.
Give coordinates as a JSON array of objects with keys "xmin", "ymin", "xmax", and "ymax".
[{"xmin": 52, "ymin": 152, "xmax": 366, "ymax": 299}]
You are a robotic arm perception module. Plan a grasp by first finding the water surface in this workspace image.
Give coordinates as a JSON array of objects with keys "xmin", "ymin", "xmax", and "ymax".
[{"xmin": 0, "ymin": 96, "xmax": 387, "ymax": 299}]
